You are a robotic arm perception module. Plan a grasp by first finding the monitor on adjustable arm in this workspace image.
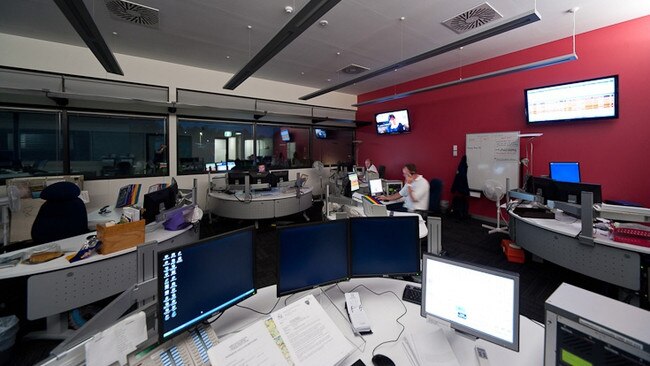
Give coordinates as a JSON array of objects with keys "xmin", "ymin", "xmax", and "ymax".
[
  {"xmin": 276, "ymin": 220, "xmax": 350, "ymax": 297},
  {"xmin": 369, "ymin": 179, "xmax": 383, "ymax": 196},
  {"xmin": 350, "ymin": 216, "xmax": 420, "ymax": 277},
  {"xmin": 143, "ymin": 179, "xmax": 178, "ymax": 224},
  {"xmin": 157, "ymin": 227, "xmax": 256, "ymax": 341},
  {"xmin": 421, "ymin": 254, "xmax": 520, "ymax": 351}
]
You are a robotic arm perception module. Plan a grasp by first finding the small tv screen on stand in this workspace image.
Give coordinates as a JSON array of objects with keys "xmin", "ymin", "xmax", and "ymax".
[
  {"xmin": 280, "ymin": 129, "xmax": 290, "ymax": 142},
  {"xmin": 375, "ymin": 109, "xmax": 410, "ymax": 135}
]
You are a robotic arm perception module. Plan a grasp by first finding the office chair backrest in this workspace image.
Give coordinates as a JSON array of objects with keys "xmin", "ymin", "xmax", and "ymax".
[
  {"xmin": 377, "ymin": 165, "xmax": 386, "ymax": 179},
  {"xmin": 31, "ymin": 182, "xmax": 88, "ymax": 244},
  {"xmin": 428, "ymin": 178, "xmax": 443, "ymax": 215}
]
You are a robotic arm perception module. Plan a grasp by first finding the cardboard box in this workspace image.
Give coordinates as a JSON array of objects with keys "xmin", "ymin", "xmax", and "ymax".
[
  {"xmin": 97, "ymin": 220, "xmax": 145, "ymax": 254},
  {"xmin": 501, "ymin": 239, "xmax": 525, "ymax": 264}
]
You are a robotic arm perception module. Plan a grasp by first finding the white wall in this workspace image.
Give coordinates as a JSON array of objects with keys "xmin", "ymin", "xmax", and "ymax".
[{"xmin": 0, "ymin": 33, "xmax": 355, "ymax": 215}]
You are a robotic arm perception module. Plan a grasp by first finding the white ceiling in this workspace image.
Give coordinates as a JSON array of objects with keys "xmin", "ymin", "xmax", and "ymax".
[{"xmin": 1, "ymin": 0, "xmax": 649, "ymax": 97}]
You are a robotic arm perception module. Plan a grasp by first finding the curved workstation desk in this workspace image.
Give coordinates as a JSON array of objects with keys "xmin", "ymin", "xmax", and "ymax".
[
  {"xmin": 508, "ymin": 207, "xmax": 650, "ymax": 297},
  {"xmin": 42, "ymin": 278, "xmax": 544, "ymax": 366},
  {"xmin": 326, "ymin": 204, "xmax": 429, "ymax": 239},
  {"xmin": 205, "ymin": 278, "xmax": 544, "ymax": 366},
  {"xmin": 0, "ymin": 221, "xmax": 199, "ymax": 337},
  {"xmin": 209, "ymin": 187, "xmax": 313, "ymax": 220}
]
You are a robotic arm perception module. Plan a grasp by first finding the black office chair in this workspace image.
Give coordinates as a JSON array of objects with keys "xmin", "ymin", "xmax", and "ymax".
[
  {"xmin": 31, "ymin": 182, "xmax": 89, "ymax": 244},
  {"xmin": 377, "ymin": 165, "xmax": 386, "ymax": 179},
  {"xmin": 428, "ymin": 179, "xmax": 443, "ymax": 216}
]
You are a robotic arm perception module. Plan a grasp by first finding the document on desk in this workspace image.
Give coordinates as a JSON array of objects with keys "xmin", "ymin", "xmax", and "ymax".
[
  {"xmin": 402, "ymin": 328, "xmax": 460, "ymax": 366},
  {"xmin": 208, "ymin": 294, "xmax": 353, "ymax": 366},
  {"xmin": 84, "ymin": 311, "xmax": 148, "ymax": 366}
]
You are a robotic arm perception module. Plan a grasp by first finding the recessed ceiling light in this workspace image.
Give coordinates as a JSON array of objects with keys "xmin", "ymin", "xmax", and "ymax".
[
  {"xmin": 399, "ymin": 16, "xmax": 406, "ymax": 21},
  {"xmin": 247, "ymin": 25, "xmax": 252, "ymax": 29},
  {"xmin": 112, "ymin": 31, "xmax": 118, "ymax": 36},
  {"xmin": 226, "ymin": 55, "xmax": 230, "ymax": 59},
  {"xmin": 300, "ymin": 72, "xmax": 305, "ymax": 75},
  {"xmin": 336, "ymin": 52, "xmax": 341, "ymax": 55},
  {"xmin": 327, "ymin": 78, "xmax": 331, "ymax": 82},
  {"xmin": 285, "ymin": 6, "xmax": 293, "ymax": 13},
  {"xmin": 319, "ymin": 20, "xmax": 328, "ymax": 27}
]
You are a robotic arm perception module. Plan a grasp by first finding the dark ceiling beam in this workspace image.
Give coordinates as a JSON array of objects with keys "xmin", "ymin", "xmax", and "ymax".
[
  {"xmin": 53, "ymin": 0, "xmax": 124, "ymax": 75},
  {"xmin": 223, "ymin": 0, "xmax": 341, "ymax": 90},
  {"xmin": 353, "ymin": 53, "xmax": 578, "ymax": 107},
  {"xmin": 300, "ymin": 9, "xmax": 541, "ymax": 100}
]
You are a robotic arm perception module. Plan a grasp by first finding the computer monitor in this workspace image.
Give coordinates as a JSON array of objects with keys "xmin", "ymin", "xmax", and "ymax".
[
  {"xmin": 216, "ymin": 162, "xmax": 228, "ymax": 172},
  {"xmin": 277, "ymin": 220, "xmax": 350, "ymax": 297},
  {"xmin": 350, "ymin": 216, "xmax": 420, "ymax": 277},
  {"xmin": 157, "ymin": 227, "xmax": 256, "ymax": 341},
  {"xmin": 205, "ymin": 163, "xmax": 216, "ymax": 172},
  {"xmin": 421, "ymin": 254, "xmax": 520, "ymax": 351},
  {"xmin": 549, "ymin": 162, "xmax": 580, "ymax": 183},
  {"xmin": 227, "ymin": 161, "xmax": 236, "ymax": 170},
  {"xmin": 272, "ymin": 170, "xmax": 289, "ymax": 183},
  {"xmin": 525, "ymin": 176, "xmax": 557, "ymax": 204},
  {"xmin": 143, "ymin": 179, "xmax": 178, "ymax": 223},
  {"xmin": 554, "ymin": 181, "xmax": 602, "ymax": 204},
  {"xmin": 249, "ymin": 171, "xmax": 270, "ymax": 184},
  {"xmin": 227, "ymin": 172, "xmax": 248, "ymax": 186},
  {"xmin": 369, "ymin": 179, "xmax": 383, "ymax": 195},
  {"xmin": 348, "ymin": 173, "xmax": 359, "ymax": 192}
]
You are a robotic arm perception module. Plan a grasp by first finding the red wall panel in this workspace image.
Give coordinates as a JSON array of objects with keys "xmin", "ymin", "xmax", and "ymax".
[{"xmin": 356, "ymin": 16, "xmax": 650, "ymax": 217}]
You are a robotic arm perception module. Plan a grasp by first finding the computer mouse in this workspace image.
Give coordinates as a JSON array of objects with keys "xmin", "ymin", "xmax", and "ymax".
[{"xmin": 371, "ymin": 354, "xmax": 395, "ymax": 366}]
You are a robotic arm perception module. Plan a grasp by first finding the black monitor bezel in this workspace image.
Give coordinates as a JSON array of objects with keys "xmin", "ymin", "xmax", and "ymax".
[
  {"xmin": 549, "ymin": 162, "xmax": 581, "ymax": 183},
  {"xmin": 276, "ymin": 220, "xmax": 351, "ymax": 297},
  {"xmin": 349, "ymin": 216, "xmax": 421, "ymax": 278},
  {"xmin": 156, "ymin": 226, "xmax": 257, "ymax": 342},
  {"xmin": 421, "ymin": 254, "xmax": 520, "ymax": 352},
  {"xmin": 524, "ymin": 75, "xmax": 619, "ymax": 124}
]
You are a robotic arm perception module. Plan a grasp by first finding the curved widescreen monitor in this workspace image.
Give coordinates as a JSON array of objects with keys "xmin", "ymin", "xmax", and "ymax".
[
  {"xmin": 525, "ymin": 75, "xmax": 618, "ymax": 124},
  {"xmin": 277, "ymin": 220, "xmax": 350, "ymax": 297},
  {"xmin": 375, "ymin": 109, "xmax": 410, "ymax": 135},
  {"xmin": 157, "ymin": 227, "xmax": 256, "ymax": 341},
  {"xmin": 350, "ymin": 216, "xmax": 420, "ymax": 277},
  {"xmin": 421, "ymin": 254, "xmax": 520, "ymax": 351}
]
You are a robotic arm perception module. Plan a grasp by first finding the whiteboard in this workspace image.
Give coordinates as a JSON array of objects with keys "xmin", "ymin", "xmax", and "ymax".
[{"xmin": 466, "ymin": 132, "xmax": 520, "ymax": 192}]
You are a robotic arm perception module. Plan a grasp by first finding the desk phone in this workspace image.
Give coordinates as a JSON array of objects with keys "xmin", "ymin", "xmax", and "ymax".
[{"xmin": 129, "ymin": 324, "xmax": 218, "ymax": 366}]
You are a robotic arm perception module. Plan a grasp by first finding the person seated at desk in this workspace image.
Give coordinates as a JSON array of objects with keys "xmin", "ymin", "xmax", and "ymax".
[
  {"xmin": 377, "ymin": 163, "xmax": 429, "ymax": 216},
  {"xmin": 251, "ymin": 163, "xmax": 278, "ymax": 187},
  {"xmin": 365, "ymin": 158, "xmax": 378, "ymax": 176}
]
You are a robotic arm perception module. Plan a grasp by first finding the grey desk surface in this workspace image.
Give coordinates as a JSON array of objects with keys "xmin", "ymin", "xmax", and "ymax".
[
  {"xmin": 508, "ymin": 209, "xmax": 650, "ymax": 255},
  {"xmin": 0, "ymin": 222, "xmax": 196, "ymax": 280},
  {"xmin": 209, "ymin": 186, "xmax": 313, "ymax": 201},
  {"xmin": 44, "ymin": 278, "xmax": 545, "ymax": 366},
  {"xmin": 212, "ymin": 278, "xmax": 545, "ymax": 366}
]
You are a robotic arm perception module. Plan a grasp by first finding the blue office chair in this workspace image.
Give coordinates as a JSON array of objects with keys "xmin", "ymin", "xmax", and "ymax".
[{"xmin": 31, "ymin": 182, "xmax": 89, "ymax": 244}]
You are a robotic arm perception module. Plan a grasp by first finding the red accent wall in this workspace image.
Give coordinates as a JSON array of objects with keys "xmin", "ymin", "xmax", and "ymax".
[{"xmin": 356, "ymin": 16, "xmax": 650, "ymax": 217}]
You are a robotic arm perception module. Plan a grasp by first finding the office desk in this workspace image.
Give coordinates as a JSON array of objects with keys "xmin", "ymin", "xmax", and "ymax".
[
  {"xmin": 209, "ymin": 187, "xmax": 313, "ymax": 220},
  {"xmin": 508, "ymin": 209, "xmax": 650, "ymax": 292},
  {"xmin": 212, "ymin": 278, "xmax": 544, "ymax": 366},
  {"xmin": 44, "ymin": 278, "xmax": 544, "ymax": 366},
  {"xmin": 0, "ymin": 221, "xmax": 199, "ymax": 335}
]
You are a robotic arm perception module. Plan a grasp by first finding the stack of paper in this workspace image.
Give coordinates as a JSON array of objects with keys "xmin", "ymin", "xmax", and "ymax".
[
  {"xmin": 208, "ymin": 294, "xmax": 354, "ymax": 366},
  {"xmin": 402, "ymin": 328, "xmax": 460, "ymax": 366}
]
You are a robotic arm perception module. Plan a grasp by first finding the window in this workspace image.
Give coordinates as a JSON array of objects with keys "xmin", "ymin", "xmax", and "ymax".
[
  {"xmin": 256, "ymin": 125, "xmax": 310, "ymax": 169},
  {"xmin": 177, "ymin": 119, "xmax": 253, "ymax": 174},
  {"xmin": 68, "ymin": 113, "xmax": 167, "ymax": 178},
  {"xmin": 311, "ymin": 128, "xmax": 354, "ymax": 165},
  {"xmin": 0, "ymin": 109, "xmax": 63, "ymax": 184}
]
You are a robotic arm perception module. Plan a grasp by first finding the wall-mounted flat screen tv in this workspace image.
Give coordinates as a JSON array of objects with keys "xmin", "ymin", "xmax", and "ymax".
[
  {"xmin": 280, "ymin": 129, "xmax": 290, "ymax": 142},
  {"xmin": 375, "ymin": 109, "xmax": 410, "ymax": 135},
  {"xmin": 525, "ymin": 75, "xmax": 618, "ymax": 124},
  {"xmin": 314, "ymin": 128, "xmax": 327, "ymax": 139}
]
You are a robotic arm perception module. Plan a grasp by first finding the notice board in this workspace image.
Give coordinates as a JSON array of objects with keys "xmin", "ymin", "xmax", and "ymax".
[{"xmin": 466, "ymin": 132, "xmax": 520, "ymax": 192}]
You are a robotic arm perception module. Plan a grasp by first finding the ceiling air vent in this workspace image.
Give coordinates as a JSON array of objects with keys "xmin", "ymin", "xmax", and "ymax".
[
  {"xmin": 442, "ymin": 2, "xmax": 502, "ymax": 34},
  {"xmin": 339, "ymin": 64, "xmax": 369, "ymax": 75},
  {"xmin": 105, "ymin": 0, "xmax": 159, "ymax": 27}
]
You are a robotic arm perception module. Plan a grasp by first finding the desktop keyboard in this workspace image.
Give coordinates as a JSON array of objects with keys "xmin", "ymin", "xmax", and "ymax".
[{"xmin": 402, "ymin": 284, "xmax": 422, "ymax": 305}]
